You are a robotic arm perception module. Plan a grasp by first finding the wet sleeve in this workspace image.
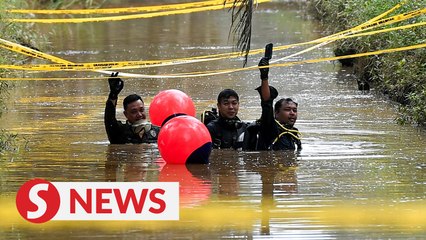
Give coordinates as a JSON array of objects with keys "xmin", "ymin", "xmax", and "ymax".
[
  {"xmin": 255, "ymin": 85, "xmax": 278, "ymax": 101},
  {"xmin": 255, "ymin": 85, "xmax": 279, "ymax": 150},
  {"xmin": 104, "ymin": 99, "xmax": 120, "ymax": 143}
]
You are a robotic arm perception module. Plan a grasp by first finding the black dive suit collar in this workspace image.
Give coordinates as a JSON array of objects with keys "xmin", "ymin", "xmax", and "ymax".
[{"xmin": 217, "ymin": 115, "xmax": 243, "ymax": 130}]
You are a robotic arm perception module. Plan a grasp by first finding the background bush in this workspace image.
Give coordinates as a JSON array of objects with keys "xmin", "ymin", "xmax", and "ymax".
[
  {"xmin": 309, "ymin": 0, "xmax": 425, "ymax": 126},
  {"xmin": 0, "ymin": 0, "xmax": 38, "ymax": 153}
]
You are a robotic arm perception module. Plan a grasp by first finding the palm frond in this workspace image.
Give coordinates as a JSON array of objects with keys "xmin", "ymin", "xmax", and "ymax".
[{"xmin": 226, "ymin": 0, "xmax": 254, "ymax": 67}]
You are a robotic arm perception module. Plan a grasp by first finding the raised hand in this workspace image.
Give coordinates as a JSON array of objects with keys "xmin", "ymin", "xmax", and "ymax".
[{"xmin": 108, "ymin": 72, "xmax": 123, "ymax": 99}]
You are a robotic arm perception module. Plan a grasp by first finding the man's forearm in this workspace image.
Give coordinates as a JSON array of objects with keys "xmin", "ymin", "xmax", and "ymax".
[{"xmin": 260, "ymin": 79, "xmax": 271, "ymax": 101}]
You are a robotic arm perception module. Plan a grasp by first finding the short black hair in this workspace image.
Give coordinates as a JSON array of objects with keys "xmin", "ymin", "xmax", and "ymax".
[
  {"xmin": 123, "ymin": 94, "xmax": 143, "ymax": 110},
  {"xmin": 217, "ymin": 89, "xmax": 239, "ymax": 103},
  {"xmin": 274, "ymin": 98, "xmax": 298, "ymax": 113}
]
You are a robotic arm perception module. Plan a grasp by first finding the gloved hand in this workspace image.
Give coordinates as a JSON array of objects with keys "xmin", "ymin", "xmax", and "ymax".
[
  {"xmin": 258, "ymin": 57, "xmax": 269, "ymax": 81},
  {"xmin": 108, "ymin": 72, "xmax": 123, "ymax": 99}
]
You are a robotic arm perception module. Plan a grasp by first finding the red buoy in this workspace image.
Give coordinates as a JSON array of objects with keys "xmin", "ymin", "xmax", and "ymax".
[
  {"xmin": 149, "ymin": 89, "xmax": 196, "ymax": 126},
  {"xmin": 157, "ymin": 115, "xmax": 212, "ymax": 164}
]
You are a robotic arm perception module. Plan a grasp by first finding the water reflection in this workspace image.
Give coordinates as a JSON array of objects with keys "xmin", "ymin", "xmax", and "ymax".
[
  {"xmin": 105, "ymin": 145, "xmax": 212, "ymax": 207},
  {"xmin": 159, "ymin": 163, "xmax": 212, "ymax": 207},
  {"xmin": 209, "ymin": 150, "xmax": 299, "ymax": 236},
  {"xmin": 104, "ymin": 145, "xmax": 155, "ymax": 182},
  {"xmin": 103, "ymin": 145, "xmax": 300, "ymax": 235},
  {"xmin": 244, "ymin": 151, "xmax": 298, "ymax": 235},
  {"xmin": 210, "ymin": 150, "xmax": 241, "ymax": 199}
]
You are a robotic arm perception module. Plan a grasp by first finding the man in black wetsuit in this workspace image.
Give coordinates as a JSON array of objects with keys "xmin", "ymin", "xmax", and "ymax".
[
  {"xmin": 104, "ymin": 73, "xmax": 159, "ymax": 144},
  {"xmin": 256, "ymin": 57, "xmax": 302, "ymax": 151},
  {"xmin": 206, "ymin": 89, "xmax": 249, "ymax": 149}
]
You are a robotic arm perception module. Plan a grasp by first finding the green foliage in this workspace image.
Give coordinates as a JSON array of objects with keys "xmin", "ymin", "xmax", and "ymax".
[
  {"xmin": 309, "ymin": 0, "xmax": 426, "ymax": 126},
  {"xmin": 28, "ymin": 0, "xmax": 107, "ymax": 9},
  {"xmin": 0, "ymin": 82, "xmax": 10, "ymax": 117},
  {"xmin": 0, "ymin": 1, "xmax": 39, "ymax": 152},
  {"xmin": 397, "ymin": 64, "xmax": 426, "ymax": 125},
  {"xmin": 1, "ymin": 0, "xmax": 107, "ymax": 153},
  {"xmin": 0, "ymin": 1, "xmax": 40, "ymax": 59},
  {"xmin": 0, "ymin": 130, "xmax": 18, "ymax": 153}
]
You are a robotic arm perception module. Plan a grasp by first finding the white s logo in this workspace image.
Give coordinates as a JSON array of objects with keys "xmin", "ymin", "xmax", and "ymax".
[{"xmin": 27, "ymin": 183, "xmax": 49, "ymax": 219}]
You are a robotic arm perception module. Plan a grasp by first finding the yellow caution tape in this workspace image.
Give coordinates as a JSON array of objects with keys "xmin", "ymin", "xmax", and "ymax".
[
  {"xmin": 0, "ymin": 60, "xmax": 184, "ymax": 71},
  {"xmin": 1, "ymin": 43, "xmax": 424, "ymax": 79},
  {"xmin": 1, "ymin": 16, "xmax": 424, "ymax": 74},
  {"xmin": 1, "ymin": 3, "xmax": 423, "ymax": 64},
  {"xmin": 152, "ymin": 43, "xmax": 426, "ymax": 78},
  {"xmin": 273, "ymin": 8, "xmax": 426, "ymax": 63},
  {"xmin": 365, "ymin": 0, "xmax": 408, "ymax": 23},
  {"xmin": 0, "ymin": 39, "xmax": 70, "ymax": 63},
  {"xmin": 337, "ymin": 21, "xmax": 426, "ymax": 40},
  {"xmin": 360, "ymin": 8, "xmax": 426, "ymax": 31},
  {"xmin": 153, "ymin": 42, "xmax": 426, "ymax": 78},
  {"xmin": 0, "ymin": 37, "xmax": 230, "ymax": 66},
  {"xmin": 272, "ymin": 43, "xmax": 426, "ymax": 69},
  {"xmin": 273, "ymin": 20, "xmax": 426, "ymax": 54},
  {"xmin": 7, "ymin": 0, "xmax": 270, "ymax": 23},
  {"xmin": 0, "ymin": 2, "xmax": 423, "ymax": 79},
  {"xmin": 268, "ymin": 0, "xmax": 409, "ymax": 58},
  {"xmin": 1, "ymin": 16, "xmax": 424, "ymax": 73},
  {"xmin": 325, "ymin": 0, "xmax": 408, "ymax": 38},
  {"xmin": 6, "ymin": 0, "xmax": 234, "ymax": 15}
]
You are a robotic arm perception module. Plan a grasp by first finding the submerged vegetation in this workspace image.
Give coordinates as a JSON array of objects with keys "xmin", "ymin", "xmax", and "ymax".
[{"xmin": 309, "ymin": 0, "xmax": 425, "ymax": 126}]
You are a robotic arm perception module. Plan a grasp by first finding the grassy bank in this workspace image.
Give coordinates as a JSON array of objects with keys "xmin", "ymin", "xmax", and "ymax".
[
  {"xmin": 0, "ymin": 1, "xmax": 38, "ymax": 153},
  {"xmin": 27, "ymin": 0, "xmax": 107, "ymax": 9},
  {"xmin": 0, "ymin": 0, "xmax": 119, "ymax": 154},
  {"xmin": 309, "ymin": 0, "xmax": 425, "ymax": 126}
]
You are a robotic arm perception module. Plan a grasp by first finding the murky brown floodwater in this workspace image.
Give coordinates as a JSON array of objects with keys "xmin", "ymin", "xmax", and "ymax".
[{"xmin": 1, "ymin": 1, "xmax": 426, "ymax": 239}]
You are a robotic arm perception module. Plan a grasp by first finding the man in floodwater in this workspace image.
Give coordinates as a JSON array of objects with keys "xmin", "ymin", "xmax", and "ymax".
[
  {"xmin": 206, "ymin": 89, "xmax": 250, "ymax": 149},
  {"xmin": 104, "ymin": 72, "xmax": 159, "ymax": 144},
  {"xmin": 256, "ymin": 57, "xmax": 302, "ymax": 151}
]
